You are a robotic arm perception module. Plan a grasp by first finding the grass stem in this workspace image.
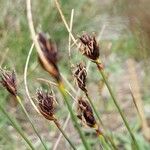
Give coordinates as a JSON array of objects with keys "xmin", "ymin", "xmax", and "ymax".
[
  {"xmin": 95, "ymin": 59, "xmax": 139, "ymax": 150},
  {"xmin": 16, "ymin": 96, "xmax": 48, "ymax": 150},
  {"xmin": 54, "ymin": 120, "xmax": 76, "ymax": 150},
  {"xmin": 0, "ymin": 103, "xmax": 35, "ymax": 150},
  {"xmin": 98, "ymin": 134, "xmax": 110, "ymax": 150},
  {"xmin": 58, "ymin": 81, "xmax": 90, "ymax": 150}
]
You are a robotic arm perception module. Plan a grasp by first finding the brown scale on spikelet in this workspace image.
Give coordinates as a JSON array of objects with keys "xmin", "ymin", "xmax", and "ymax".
[
  {"xmin": 0, "ymin": 69, "xmax": 17, "ymax": 96},
  {"xmin": 77, "ymin": 97, "xmax": 98, "ymax": 129},
  {"xmin": 38, "ymin": 33, "xmax": 60, "ymax": 81},
  {"xmin": 36, "ymin": 89, "xmax": 57, "ymax": 121},
  {"xmin": 74, "ymin": 63, "xmax": 87, "ymax": 92},
  {"xmin": 79, "ymin": 33, "xmax": 100, "ymax": 61}
]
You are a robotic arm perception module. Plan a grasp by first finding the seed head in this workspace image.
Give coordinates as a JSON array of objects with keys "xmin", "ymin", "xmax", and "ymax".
[
  {"xmin": 0, "ymin": 69, "xmax": 17, "ymax": 96},
  {"xmin": 74, "ymin": 63, "xmax": 87, "ymax": 92},
  {"xmin": 38, "ymin": 33, "xmax": 60, "ymax": 81},
  {"xmin": 77, "ymin": 97, "xmax": 97, "ymax": 128},
  {"xmin": 36, "ymin": 89, "xmax": 56, "ymax": 121},
  {"xmin": 79, "ymin": 33, "xmax": 100, "ymax": 61}
]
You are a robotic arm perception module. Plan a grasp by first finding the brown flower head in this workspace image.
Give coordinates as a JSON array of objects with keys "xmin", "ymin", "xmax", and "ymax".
[
  {"xmin": 0, "ymin": 69, "xmax": 17, "ymax": 96},
  {"xmin": 74, "ymin": 63, "xmax": 87, "ymax": 92},
  {"xmin": 38, "ymin": 33, "xmax": 60, "ymax": 81},
  {"xmin": 37, "ymin": 89, "xmax": 56, "ymax": 121},
  {"xmin": 77, "ymin": 97, "xmax": 97, "ymax": 128},
  {"xmin": 79, "ymin": 33, "xmax": 100, "ymax": 61}
]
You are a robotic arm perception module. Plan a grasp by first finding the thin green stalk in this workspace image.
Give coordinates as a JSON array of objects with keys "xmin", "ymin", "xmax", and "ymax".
[
  {"xmin": 98, "ymin": 134, "xmax": 110, "ymax": 150},
  {"xmin": 85, "ymin": 92, "xmax": 117, "ymax": 150},
  {"xmin": 54, "ymin": 120, "xmax": 76, "ymax": 150},
  {"xmin": 58, "ymin": 81, "xmax": 90, "ymax": 150},
  {"xmin": 16, "ymin": 96, "xmax": 48, "ymax": 150},
  {"xmin": 0, "ymin": 104, "xmax": 35, "ymax": 150},
  {"xmin": 95, "ymin": 59, "xmax": 139, "ymax": 150}
]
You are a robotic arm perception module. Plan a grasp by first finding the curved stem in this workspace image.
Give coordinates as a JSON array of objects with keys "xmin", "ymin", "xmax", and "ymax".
[
  {"xmin": 0, "ymin": 104, "xmax": 35, "ymax": 150},
  {"xmin": 16, "ymin": 96, "xmax": 48, "ymax": 150},
  {"xmin": 24, "ymin": 43, "xmax": 40, "ymax": 114},
  {"xmin": 95, "ymin": 59, "xmax": 139, "ymax": 150},
  {"xmin": 58, "ymin": 81, "xmax": 90, "ymax": 150},
  {"xmin": 54, "ymin": 120, "xmax": 76, "ymax": 150}
]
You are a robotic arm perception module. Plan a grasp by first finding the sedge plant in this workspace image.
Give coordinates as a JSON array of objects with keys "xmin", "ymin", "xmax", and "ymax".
[
  {"xmin": 0, "ymin": 69, "xmax": 48, "ymax": 150},
  {"xmin": 74, "ymin": 62, "xmax": 117, "ymax": 150},
  {"xmin": 26, "ymin": 1, "xmax": 90, "ymax": 148},
  {"xmin": 36, "ymin": 33, "xmax": 90, "ymax": 150},
  {"xmin": 78, "ymin": 33, "xmax": 139, "ymax": 150}
]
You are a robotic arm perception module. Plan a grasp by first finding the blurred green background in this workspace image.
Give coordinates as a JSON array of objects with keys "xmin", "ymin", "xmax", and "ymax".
[{"xmin": 0, "ymin": 0, "xmax": 150, "ymax": 149}]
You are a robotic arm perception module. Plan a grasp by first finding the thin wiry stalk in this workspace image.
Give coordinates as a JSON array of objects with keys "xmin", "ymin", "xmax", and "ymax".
[
  {"xmin": 95, "ymin": 59, "xmax": 139, "ymax": 150},
  {"xmin": 68, "ymin": 9, "xmax": 74, "ymax": 63},
  {"xmin": 53, "ymin": 121, "xmax": 76, "ymax": 150},
  {"xmin": 16, "ymin": 96, "xmax": 48, "ymax": 150},
  {"xmin": 0, "ymin": 103, "xmax": 35, "ymax": 150},
  {"xmin": 129, "ymin": 84, "xmax": 150, "ymax": 140},
  {"xmin": 129, "ymin": 85, "xmax": 142, "ymax": 120},
  {"xmin": 58, "ymin": 81, "xmax": 90, "ymax": 150},
  {"xmin": 54, "ymin": 0, "xmax": 77, "ymax": 45},
  {"xmin": 24, "ymin": 43, "xmax": 40, "ymax": 114}
]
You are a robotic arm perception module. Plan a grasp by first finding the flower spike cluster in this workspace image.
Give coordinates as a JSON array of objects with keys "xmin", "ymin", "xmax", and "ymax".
[
  {"xmin": 38, "ymin": 33, "xmax": 60, "ymax": 81},
  {"xmin": 79, "ymin": 33, "xmax": 100, "ymax": 61},
  {"xmin": 74, "ymin": 63, "xmax": 87, "ymax": 92},
  {"xmin": 36, "ymin": 89, "xmax": 56, "ymax": 121},
  {"xmin": 0, "ymin": 70, "xmax": 17, "ymax": 96},
  {"xmin": 77, "ymin": 97, "xmax": 98, "ymax": 129}
]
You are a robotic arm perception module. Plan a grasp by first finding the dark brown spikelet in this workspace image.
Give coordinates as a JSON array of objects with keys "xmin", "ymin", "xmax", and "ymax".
[
  {"xmin": 37, "ymin": 89, "xmax": 56, "ymax": 121},
  {"xmin": 0, "ymin": 70, "xmax": 17, "ymax": 96},
  {"xmin": 77, "ymin": 97, "xmax": 97, "ymax": 128},
  {"xmin": 74, "ymin": 63, "xmax": 87, "ymax": 92},
  {"xmin": 38, "ymin": 33, "xmax": 60, "ymax": 81},
  {"xmin": 79, "ymin": 33, "xmax": 100, "ymax": 61}
]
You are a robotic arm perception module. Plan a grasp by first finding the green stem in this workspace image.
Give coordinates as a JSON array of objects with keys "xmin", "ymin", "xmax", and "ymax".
[
  {"xmin": 95, "ymin": 59, "xmax": 139, "ymax": 150},
  {"xmin": 58, "ymin": 81, "xmax": 90, "ymax": 150},
  {"xmin": 85, "ymin": 92, "xmax": 117, "ymax": 150},
  {"xmin": 98, "ymin": 134, "xmax": 110, "ymax": 150},
  {"xmin": 54, "ymin": 120, "xmax": 76, "ymax": 150},
  {"xmin": 16, "ymin": 96, "xmax": 48, "ymax": 150},
  {"xmin": 0, "ymin": 104, "xmax": 35, "ymax": 150}
]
